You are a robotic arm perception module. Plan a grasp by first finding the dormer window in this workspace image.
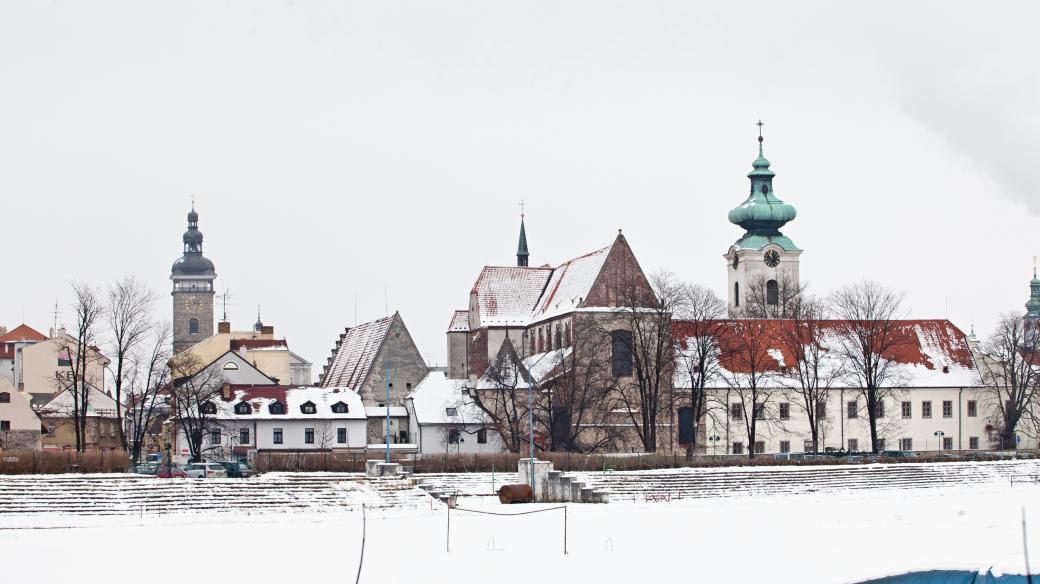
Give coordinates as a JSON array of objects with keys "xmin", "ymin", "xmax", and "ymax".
[
  {"xmin": 269, "ymin": 401, "xmax": 285, "ymax": 415},
  {"xmin": 201, "ymin": 401, "xmax": 217, "ymax": 415},
  {"xmin": 445, "ymin": 407, "xmax": 458, "ymax": 417},
  {"xmin": 300, "ymin": 401, "xmax": 317, "ymax": 414},
  {"xmin": 331, "ymin": 401, "xmax": 349, "ymax": 414},
  {"xmin": 234, "ymin": 402, "xmax": 251, "ymax": 415}
]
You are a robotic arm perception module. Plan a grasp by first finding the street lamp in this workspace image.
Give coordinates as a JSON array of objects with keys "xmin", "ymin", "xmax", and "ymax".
[
  {"xmin": 933, "ymin": 430, "xmax": 945, "ymax": 452},
  {"xmin": 707, "ymin": 434, "xmax": 721, "ymax": 456}
]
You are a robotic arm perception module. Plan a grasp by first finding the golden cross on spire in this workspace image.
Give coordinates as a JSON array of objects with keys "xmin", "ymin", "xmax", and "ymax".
[{"xmin": 519, "ymin": 198, "xmax": 526, "ymax": 218}]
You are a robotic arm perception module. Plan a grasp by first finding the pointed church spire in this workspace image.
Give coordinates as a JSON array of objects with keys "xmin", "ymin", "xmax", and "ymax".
[{"xmin": 517, "ymin": 202, "xmax": 529, "ymax": 267}]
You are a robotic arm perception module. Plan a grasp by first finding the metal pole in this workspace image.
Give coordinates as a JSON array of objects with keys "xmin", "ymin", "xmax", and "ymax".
[
  {"xmin": 385, "ymin": 365, "xmax": 391, "ymax": 464},
  {"xmin": 446, "ymin": 502, "xmax": 451, "ymax": 553},
  {"xmin": 564, "ymin": 506, "xmax": 568, "ymax": 555},
  {"xmin": 527, "ymin": 364, "xmax": 534, "ymax": 491}
]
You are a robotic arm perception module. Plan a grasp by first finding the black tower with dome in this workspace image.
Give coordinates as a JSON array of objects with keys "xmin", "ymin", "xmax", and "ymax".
[{"xmin": 171, "ymin": 205, "xmax": 217, "ymax": 354}]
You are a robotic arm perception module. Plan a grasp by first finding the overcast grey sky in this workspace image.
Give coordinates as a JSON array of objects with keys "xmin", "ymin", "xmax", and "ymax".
[{"xmin": 1, "ymin": 1, "xmax": 1038, "ymax": 370}]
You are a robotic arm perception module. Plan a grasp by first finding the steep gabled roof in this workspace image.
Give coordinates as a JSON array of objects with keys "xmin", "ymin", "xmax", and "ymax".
[
  {"xmin": 0, "ymin": 324, "xmax": 47, "ymax": 343},
  {"xmin": 672, "ymin": 319, "xmax": 978, "ymax": 389},
  {"xmin": 470, "ymin": 266, "xmax": 553, "ymax": 327},
  {"xmin": 447, "ymin": 310, "xmax": 470, "ymax": 332},
  {"xmin": 531, "ymin": 245, "xmax": 611, "ymax": 322},
  {"xmin": 320, "ymin": 314, "xmax": 395, "ymax": 389}
]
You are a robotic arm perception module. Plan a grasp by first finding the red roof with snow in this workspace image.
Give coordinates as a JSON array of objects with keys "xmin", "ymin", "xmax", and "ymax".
[
  {"xmin": 470, "ymin": 266, "xmax": 553, "ymax": 327},
  {"xmin": 0, "ymin": 324, "xmax": 47, "ymax": 343},
  {"xmin": 230, "ymin": 338, "xmax": 288, "ymax": 351}
]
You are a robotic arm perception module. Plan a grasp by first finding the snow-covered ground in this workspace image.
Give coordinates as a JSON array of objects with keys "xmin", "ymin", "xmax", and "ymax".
[{"xmin": 3, "ymin": 482, "xmax": 1038, "ymax": 583}]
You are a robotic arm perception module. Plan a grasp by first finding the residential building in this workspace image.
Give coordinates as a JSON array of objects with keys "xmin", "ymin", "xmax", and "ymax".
[
  {"xmin": 38, "ymin": 384, "xmax": 121, "ymax": 451},
  {"xmin": 18, "ymin": 330, "xmax": 108, "ymax": 407},
  {"xmin": 406, "ymin": 370, "xmax": 502, "ymax": 455},
  {"xmin": 0, "ymin": 324, "xmax": 48, "ymax": 387},
  {"xmin": 0, "ymin": 377, "xmax": 44, "ymax": 450}
]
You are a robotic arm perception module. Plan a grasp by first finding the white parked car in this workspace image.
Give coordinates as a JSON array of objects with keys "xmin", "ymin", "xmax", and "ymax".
[{"xmin": 184, "ymin": 462, "xmax": 228, "ymax": 478}]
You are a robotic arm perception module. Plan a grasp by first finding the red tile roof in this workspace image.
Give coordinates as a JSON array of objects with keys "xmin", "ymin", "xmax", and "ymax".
[{"xmin": 0, "ymin": 324, "xmax": 47, "ymax": 343}]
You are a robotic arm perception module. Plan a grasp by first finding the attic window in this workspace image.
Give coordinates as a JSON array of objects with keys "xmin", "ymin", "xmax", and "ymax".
[
  {"xmin": 331, "ymin": 401, "xmax": 349, "ymax": 414},
  {"xmin": 0, "ymin": 392, "xmax": 9, "ymax": 403},
  {"xmin": 300, "ymin": 401, "xmax": 317, "ymax": 414},
  {"xmin": 269, "ymin": 401, "xmax": 285, "ymax": 415},
  {"xmin": 942, "ymin": 365, "xmax": 950, "ymax": 374},
  {"xmin": 445, "ymin": 407, "xmax": 458, "ymax": 417},
  {"xmin": 201, "ymin": 401, "xmax": 217, "ymax": 415},
  {"xmin": 234, "ymin": 402, "xmax": 251, "ymax": 415},
  {"xmin": 223, "ymin": 362, "xmax": 239, "ymax": 371}
]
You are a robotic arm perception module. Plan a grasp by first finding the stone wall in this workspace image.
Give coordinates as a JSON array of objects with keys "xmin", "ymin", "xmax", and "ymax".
[
  {"xmin": 172, "ymin": 291, "xmax": 215, "ymax": 355},
  {"xmin": 359, "ymin": 316, "xmax": 428, "ymax": 406},
  {"xmin": 0, "ymin": 429, "xmax": 42, "ymax": 450}
]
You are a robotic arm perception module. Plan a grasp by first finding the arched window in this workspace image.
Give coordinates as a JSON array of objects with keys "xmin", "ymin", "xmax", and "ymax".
[
  {"xmin": 234, "ymin": 402, "xmax": 251, "ymax": 415},
  {"xmin": 269, "ymin": 401, "xmax": 285, "ymax": 415},
  {"xmin": 200, "ymin": 401, "xmax": 217, "ymax": 415},
  {"xmin": 766, "ymin": 279, "xmax": 779, "ymax": 305},
  {"xmin": 528, "ymin": 331, "xmax": 535, "ymax": 355},
  {"xmin": 300, "ymin": 401, "xmax": 317, "ymax": 414},
  {"xmin": 734, "ymin": 282, "xmax": 740, "ymax": 307},
  {"xmin": 331, "ymin": 401, "xmax": 349, "ymax": 414},
  {"xmin": 189, "ymin": 318, "xmax": 199, "ymax": 334},
  {"xmin": 0, "ymin": 392, "xmax": 10, "ymax": 403},
  {"xmin": 222, "ymin": 362, "xmax": 239, "ymax": 371}
]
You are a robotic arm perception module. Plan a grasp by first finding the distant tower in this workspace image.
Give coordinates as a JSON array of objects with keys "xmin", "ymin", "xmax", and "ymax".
[
  {"xmin": 725, "ymin": 121, "xmax": 802, "ymax": 317},
  {"xmin": 254, "ymin": 306, "xmax": 264, "ymax": 333},
  {"xmin": 517, "ymin": 212, "xmax": 530, "ymax": 267},
  {"xmin": 171, "ymin": 205, "xmax": 217, "ymax": 354},
  {"xmin": 1025, "ymin": 268, "xmax": 1040, "ymax": 344}
]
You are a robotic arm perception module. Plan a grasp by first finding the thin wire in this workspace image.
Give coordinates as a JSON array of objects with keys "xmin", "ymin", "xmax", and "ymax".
[
  {"xmin": 355, "ymin": 503, "xmax": 366, "ymax": 584},
  {"xmin": 1025, "ymin": 507, "xmax": 1033, "ymax": 584},
  {"xmin": 452, "ymin": 505, "xmax": 566, "ymax": 517}
]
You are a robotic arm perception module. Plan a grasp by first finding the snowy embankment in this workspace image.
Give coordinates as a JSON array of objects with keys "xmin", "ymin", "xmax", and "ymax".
[{"xmin": 3, "ymin": 482, "xmax": 1039, "ymax": 583}]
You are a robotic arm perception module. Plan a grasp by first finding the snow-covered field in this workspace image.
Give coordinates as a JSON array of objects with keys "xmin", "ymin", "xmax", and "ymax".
[{"xmin": 3, "ymin": 482, "xmax": 1038, "ymax": 583}]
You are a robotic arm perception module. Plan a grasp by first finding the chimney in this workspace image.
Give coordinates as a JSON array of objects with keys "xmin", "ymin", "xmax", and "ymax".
[
  {"xmin": 221, "ymin": 383, "xmax": 232, "ymax": 401},
  {"xmin": 218, "ymin": 321, "xmax": 231, "ymax": 334},
  {"xmin": 261, "ymin": 325, "xmax": 274, "ymax": 335},
  {"xmin": 0, "ymin": 325, "xmax": 7, "ymax": 336}
]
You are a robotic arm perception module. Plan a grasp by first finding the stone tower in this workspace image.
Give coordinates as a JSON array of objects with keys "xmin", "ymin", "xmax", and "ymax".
[
  {"xmin": 725, "ymin": 124, "xmax": 802, "ymax": 317},
  {"xmin": 1025, "ymin": 269, "xmax": 1040, "ymax": 346},
  {"xmin": 171, "ymin": 206, "xmax": 216, "ymax": 355}
]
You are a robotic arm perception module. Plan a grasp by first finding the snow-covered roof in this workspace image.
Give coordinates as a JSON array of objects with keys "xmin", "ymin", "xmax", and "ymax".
[
  {"xmin": 531, "ymin": 246, "xmax": 610, "ymax": 323},
  {"xmin": 408, "ymin": 371, "xmax": 488, "ymax": 426},
  {"xmin": 447, "ymin": 310, "xmax": 470, "ymax": 332},
  {"xmin": 39, "ymin": 384, "xmax": 118, "ymax": 418},
  {"xmin": 214, "ymin": 385, "xmax": 366, "ymax": 420},
  {"xmin": 321, "ymin": 314, "xmax": 394, "ymax": 388},
  {"xmin": 471, "ymin": 345, "xmax": 572, "ymax": 390},
  {"xmin": 471, "ymin": 266, "xmax": 553, "ymax": 327},
  {"xmin": 672, "ymin": 319, "xmax": 980, "ymax": 389}
]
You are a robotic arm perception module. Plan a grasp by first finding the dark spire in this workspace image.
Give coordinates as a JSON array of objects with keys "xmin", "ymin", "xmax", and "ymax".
[{"xmin": 516, "ymin": 211, "xmax": 529, "ymax": 267}]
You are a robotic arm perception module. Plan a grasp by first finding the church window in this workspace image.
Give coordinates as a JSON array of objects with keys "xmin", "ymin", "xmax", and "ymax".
[
  {"xmin": 554, "ymin": 325, "xmax": 562, "ymax": 348},
  {"xmin": 189, "ymin": 318, "xmax": 199, "ymax": 334},
  {"xmin": 564, "ymin": 324, "xmax": 571, "ymax": 346},
  {"xmin": 529, "ymin": 332, "xmax": 535, "ymax": 355},
  {"xmin": 611, "ymin": 330, "xmax": 633, "ymax": 377},
  {"xmin": 766, "ymin": 280, "xmax": 779, "ymax": 305},
  {"xmin": 677, "ymin": 406, "xmax": 695, "ymax": 444},
  {"xmin": 734, "ymin": 283, "xmax": 740, "ymax": 307},
  {"xmin": 538, "ymin": 330, "xmax": 544, "ymax": 353}
]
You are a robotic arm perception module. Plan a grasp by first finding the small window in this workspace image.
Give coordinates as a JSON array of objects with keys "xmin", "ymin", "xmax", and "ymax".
[
  {"xmin": 448, "ymin": 429, "xmax": 460, "ymax": 444},
  {"xmin": 901, "ymin": 401, "xmax": 912, "ymax": 419},
  {"xmin": 0, "ymin": 421, "xmax": 10, "ymax": 431},
  {"xmin": 611, "ymin": 330, "xmax": 633, "ymax": 377},
  {"xmin": 875, "ymin": 400, "xmax": 885, "ymax": 419},
  {"xmin": 201, "ymin": 401, "xmax": 217, "ymax": 415},
  {"xmin": 753, "ymin": 404, "xmax": 765, "ymax": 420},
  {"xmin": 189, "ymin": 318, "xmax": 199, "ymax": 334},
  {"xmin": 942, "ymin": 437, "xmax": 953, "ymax": 450},
  {"xmin": 815, "ymin": 402, "xmax": 826, "ymax": 420},
  {"xmin": 899, "ymin": 438, "xmax": 913, "ymax": 451},
  {"xmin": 337, "ymin": 428, "xmax": 347, "ymax": 444},
  {"xmin": 969, "ymin": 436, "xmax": 979, "ymax": 449},
  {"xmin": 755, "ymin": 441, "xmax": 765, "ymax": 454},
  {"xmin": 877, "ymin": 439, "xmax": 886, "ymax": 451},
  {"xmin": 222, "ymin": 362, "xmax": 239, "ymax": 371},
  {"xmin": 300, "ymin": 401, "xmax": 317, "ymax": 414},
  {"xmin": 209, "ymin": 428, "xmax": 221, "ymax": 445},
  {"xmin": 445, "ymin": 407, "xmax": 458, "ymax": 417},
  {"xmin": 730, "ymin": 403, "xmax": 742, "ymax": 420},
  {"xmin": 922, "ymin": 401, "xmax": 932, "ymax": 419},
  {"xmin": 234, "ymin": 402, "xmax": 251, "ymax": 415},
  {"xmin": 269, "ymin": 402, "xmax": 285, "ymax": 415},
  {"xmin": 967, "ymin": 400, "xmax": 977, "ymax": 417},
  {"xmin": 477, "ymin": 428, "xmax": 488, "ymax": 444},
  {"xmin": 779, "ymin": 403, "xmax": 790, "ymax": 420},
  {"xmin": 766, "ymin": 279, "xmax": 779, "ymax": 305},
  {"xmin": 734, "ymin": 282, "xmax": 740, "ymax": 307},
  {"xmin": 847, "ymin": 401, "xmax": 858, "ymax": 419},
  {"xmin": 779, "ymin": 440, "xmax": 790, "ymax": 453},
  {"xmin": 847, "ymin": 438, "xmax": 858, "ymax": 452},
  {"xmin": 304, "ymin": 428, "xmax": 314, "ymax": 444},
  {"xmin": 732, "ymin": 442, "xmax": 744, "ymax": 455},
  {"xmin": 273, "ymin": 428, "xmax": 283, "ymax": 444},
  {"xmin": 942, "ymin": 400, "xmax": 953, "ymax": 418},
  {"xmin": 331, "ymin": 401, "xmax": 349, "ymax": 414},
  {"xmin": 0, "ymin": 392, "xmax": 9, "ymax": 403},
  {"xmin": 803, "ymin": 440, "xmax": 815, "ymax": 453},
  {"xmin": 239, "ymin": 428, "xmax": 249, "ymax": 445}
]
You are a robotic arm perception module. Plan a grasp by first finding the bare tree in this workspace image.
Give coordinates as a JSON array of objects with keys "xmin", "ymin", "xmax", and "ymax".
[
  {"xmin": 106, "ymin": 276, "xmax": 156, "ymax": 451},
  {"xmin": 673, "ymin": 284, "xmax": 727, "ymax": 459},
  {"xmin": 605, "ymin": 270, "xmax": 672, "ymax": 452},
  {"xmin": 721, "ymin": 319, "xmax": 781, "ymax": 459},
  {"xmin": 169, "ymin": 352, "xmax": 224, "ymax": 462},
  {"xmin": 741, "ymin": 273, "xmax": 805, "ymax": 319},
  {"xmin": 977, "ymin": 312, "xmax": 1040, "ymax": 449},
  {"xmin": 52, "ymin": 283, "xmax": 106, "ymax": 452},
  {"xmin": 830, "ymin": 281, "xmax": 906, "ymax": 453},
  {"xmin": 125, "ymin": 323, "xmax": 172, "ymax": 463},
  {"xmin": 777, "ymin": 296, "xmax": 840, "ymax": 453},
  {"xmin": 470, "ymin": 337, "xmax": 533, "ymax": 453}
]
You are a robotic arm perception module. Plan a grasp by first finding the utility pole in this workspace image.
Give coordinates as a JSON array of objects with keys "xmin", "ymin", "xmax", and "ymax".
[{"xmin": 385, "ymin": 365, "xmax": 392, "ymax": 464}]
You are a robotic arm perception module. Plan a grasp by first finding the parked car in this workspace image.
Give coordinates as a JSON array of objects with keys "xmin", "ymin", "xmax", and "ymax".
[
  {"xmin": 184, "ymin": 462, "xmax": 228, "ymax": 478},
  {"xmin": 881, "ymin": 450, "xmax": 918, "ymax": 458},
  {"xmin": 155, "ymin": 466, "xmax": 189, "ymax": 478},
  {"xmin": 217, "ymin": 460, "xmax": 256, "ymax": 478},
  {"xmin": 129, "ymin": 464, "xmax": 159, "ymax": 475}
]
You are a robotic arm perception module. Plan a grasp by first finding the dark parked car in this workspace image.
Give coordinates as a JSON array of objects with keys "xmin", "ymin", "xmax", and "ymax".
[
  {"xmin": 881, "ymin": 450, "xmax": 918, "ymax": 458},
  {"xmin": 155, "ymin": 466, "xmax": 189, "ymax": 478},
  {"xmin": 218, "ymin": 460, "xmax": 256, "ymax": 478}
]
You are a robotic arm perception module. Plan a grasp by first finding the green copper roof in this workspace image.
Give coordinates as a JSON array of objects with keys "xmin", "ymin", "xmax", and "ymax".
[
  {"xmin": 1026, "ymin": 270, "xmax": 1040, "ymax": 317},
  {"xmin": 516, "ymin": 216, "xmax": 529, "ymax": 266},
  {"xmin": 728, "ymin": 131, "xmax": 798, "ymax": 251}
]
